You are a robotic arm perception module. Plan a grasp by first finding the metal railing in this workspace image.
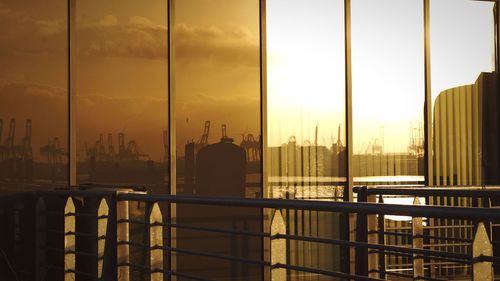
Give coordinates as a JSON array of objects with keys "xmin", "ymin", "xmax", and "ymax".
[
  {"xmin": 354, "ymin": 185, "xmax": 500, "ymax": 280},
  {"xmin": 0, "ymin": 187, "xmax": 499, "ymax": 281}
]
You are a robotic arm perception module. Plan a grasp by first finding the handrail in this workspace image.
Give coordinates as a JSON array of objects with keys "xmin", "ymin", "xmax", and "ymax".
[
  {"xmin": 353, "ymin": 185, "xmax": 500, "ymax": 197},
  {"xmin": 117, "ymin": 193, "xmax": 500, "ymax": 220}
]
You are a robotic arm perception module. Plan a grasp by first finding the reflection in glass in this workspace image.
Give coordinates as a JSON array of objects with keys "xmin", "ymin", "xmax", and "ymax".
[
  {"xmin": 351, "ymin": 0, "xmax": 425, "ymax": 185},
  {"xmin": 266, "ymin": 0, "xmax": 346, "ymax": 276},
  {"xmin": 174, "ymin": 0, "xmax": 261, "ymax": 279},
  {"xmin": 174, "ymin": 0, "xmax": 261, "ymax": 198},
  {"xmin": 75, "ymin": 0, "xmax": 169, "ymax": 191},
  {"xmin": 430, "ymin": 0, "xmax": 496, "ymax": 186},
  {"xmin": 0, "ymin": 0, "xmax": 68, "ymax": 278},
  {"xmin": 0, "ymin": 0, "xmax": 68, "ymax": 188}
]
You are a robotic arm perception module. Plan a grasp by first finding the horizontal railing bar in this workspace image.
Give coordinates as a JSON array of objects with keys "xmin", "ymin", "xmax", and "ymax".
[
  {"xmin": 424, "ymin": 225, "xmax": 474, "ymax": 229},
  {"xmin": 118, "ymin": 218, "xmax": 148, "ymax": 225},
  {"xmin": 163, "ymin": 269, "xmax": 217, "ymax": 281},
  {"xmin": 45, "ymin": 229, "xmax": 105, "ymax": 239},
  {"xmin": 371, "ymin": 269, "xmax": 415, "ymax": 279},
  {"xmin": 118, "ymin": 240, "xmax": 148, "ymax": 249},
  {"xmin": 355, "ymin": 186, "xmax": 500, "ymax": 197},
  {"xmin": 372, "ymin": 230, "xmax": 473, "ymax": 242},
  {"xmin": 418, "ymin": 234, "xmax": 472, "ymax": 243},
  {"xmin": 272, "ymin": 234, "xmax": 476, "ymax": 262},
  {"xmin": 42, "ymin": 211, "xmax": 102, "ymax": 217},
  {"xmin": 151, "ymin": 244, "xmax": 272, "ymax": 267},
  {"xmin": 473, "ymin": 254, "xmax": 500, "ymax": 264},
  {"xmin": 34, "ymin": 190, "xmax": 115, "ymax": 198},
  {"xmin": 66, "ymin": 250, "xmax": 101, "ymax": 258},
  {"xmin": 375, "ymin": 270, "xmax": 414, "ymax": 280},
  {"xmin": 47, "ymin": 265, "xmax": 99, "ymax": 279},
  {"xmin": 368, "ymin": 249, "xmax": 412, "ymax": 257},
  {"xmin": 368, "ymin": 230, "xmax": 472, "ymax": 242},
  {"xmin": 65, "ymin": 269, "xmax": 99, "ymax": 279},
  {"xmin": 119, "ymin": 216, "xmax": 264, "ymax": 225},
  {"xmin": 423, "ymin": 243, "xmax": 471, "ymax": 247},
  {"xmin": 160, "ymin": 222, "xmax": 270, "ymax": 238},
  {"xmin": 370, "ymin": 230, "xmax": 411, "ymax": 237},
  {"xmin": 116, "ymin": 194, "xmax": 500, "ymax": 220},
  {"xmin": 273, "ymin": 263, "xmax": 383, "ymax": 281},
  {"xmin": 413, "ymin": 254, "xmax": 472, "ymax": 265},
  {"xmin": 119, "ymin": 262, "xmax": 148, "ymax": 271},
  {"xmin": 119, "ymin": 263, "xmax": 216, "ymax": 281}
]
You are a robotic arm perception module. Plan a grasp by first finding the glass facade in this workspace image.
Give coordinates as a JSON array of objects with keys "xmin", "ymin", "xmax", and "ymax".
[
  {"xmin": 0, "ymin": 0, "xmax": 496, "ymax": 196},
  {"xmin": 0, "ymin": 0, "xmax": 498, "ymax": 279}
]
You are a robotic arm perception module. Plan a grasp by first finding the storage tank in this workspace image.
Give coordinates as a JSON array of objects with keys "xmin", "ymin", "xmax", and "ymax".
[{"xmin": 195, "ymin": 136, "xmax": 246, "ymax": 197}]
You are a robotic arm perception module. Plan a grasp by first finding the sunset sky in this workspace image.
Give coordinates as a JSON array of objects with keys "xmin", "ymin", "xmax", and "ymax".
[{"xmin": 0, "ymin": 0, "xmax": 495, "ymax": 162}]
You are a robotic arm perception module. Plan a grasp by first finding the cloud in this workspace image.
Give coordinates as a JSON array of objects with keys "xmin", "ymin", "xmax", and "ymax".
[
  {"xmin": 99, "ymin": 15, "xmax": 118, "ymax": 27},
  {"xmin": 79, "ymin": 15, "xmax": 259, "ymax": 68},
  {"xmin": 36, "ymin": 19, "xmax": 65, "ymax": 36},
  {"xmin": 0, "ymin": 2, "xmax": 259, "ymax": 68},
  {"xmin": 79, "ymin": 16, "xmax": 168, "ymax": 60},
  {"xmin": 0, "ymin": 3, "xmax": 66, "ymax": 57},
  {"xmin": 175, "ymin": 23, "xmax": 259, "ymax": 67}
]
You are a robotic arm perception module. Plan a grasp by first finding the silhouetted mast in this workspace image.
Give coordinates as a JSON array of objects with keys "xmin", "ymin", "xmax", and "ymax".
[
  {"xmin": 199, "ymin": 120, "xmax": 210, "ymax": 145},
  {"xmin": 337, "ymin": 124, "xmax": 343, "ymax": 148},
  {"xmin": 222, "ymin": 124, "xmax": 227, "ymax": 139},
  {"xmin": 315, "ymin": 124, "xmax": 318, "ymax": 146},
  {"xmin": 22, "ymin": 119, "xmax": 33, "ymax": 159},
  {"xmin": 107, "ymin": 133, "xmax": 114, "ymax": 157},
  {"xmin": 7, "ymin": 118, "xmax": 15, "ymax": 148},
  {"xmin": 118, "ymin": 133, "xmax": 126, "ymax": 155},
  {"xmin": 163, "ymin": 129, "xmax": 168, "ymax": 162}
]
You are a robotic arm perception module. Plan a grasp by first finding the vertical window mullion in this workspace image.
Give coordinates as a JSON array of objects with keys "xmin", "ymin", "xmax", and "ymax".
[
  {"xmin": 69, "ymin": 0, "xmax": 76, "ymax": 187},
  {"xmin": 344, "ymin": 0, "xmax": 353, "ymax": 202},
  {"xmin": 424, "ymin": 0, "xmax": 434, "ymax": 186},
  {"xmin": 168, "ymin": 0, "xmax": 176, "ymax": 195}
]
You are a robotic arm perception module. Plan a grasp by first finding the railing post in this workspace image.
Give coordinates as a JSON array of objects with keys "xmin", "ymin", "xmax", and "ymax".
[
  {"xmin": 150, "ymin": 203, "xmax": 163, "ymax": 281},
  {"xmin": 64, "ymin": 197, "xmax": 76, "ymax": 281},
  {"xmin": 117, "ymin": 198, "xmax": 130, "ymax": 281},
  {"xmin": 355, "ymin": 186, "xmax": 368, "ymax": 276},
  {"xmin": 97, "ymin": 198, "xmax": 109, "ymax": 279},
  {"xmin": 472, "ymin": 222, "xmax": 493, "ymax": 280},
  {"xmin": 412, "ymin": 197, "xmax": 424, "ymax": 279},
  {"xmin": 367, "ymin": 193, "xmax": 378, "ymax": 278},
  {"xmin": 377, "ymin": 195, "xmax": 386, "ymax": 279},
  {"xmin": 271, "ymin": 210, "xmax": 286, "ymax": 281},
  {"xmin": 231, "ymin": 221, "xmax": 238, "ymax": 280},
  {"xmin": 35, "ymin": 197, "xmax": 46, "ymax": 281},
  {"xmin": 166, "ymin": 201, "xmax": 173, "ymax": 281}
]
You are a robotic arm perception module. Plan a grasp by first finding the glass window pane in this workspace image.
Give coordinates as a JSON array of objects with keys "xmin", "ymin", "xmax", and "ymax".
[
  {"xmin": 266, "ymin": 0, "xmax": 346, "ymax": 275},
  {"xmin": 75, "ymin": 0, "xmax": 169, "ymax": 191},
  {"xmin": 0, "ymin": 0, "xmax": 68, "ymax": 189},
  {"xmin": 267, "ymin": 0, "xmax": 346, "ymax": 196},
  {"xmin": 174, "ymin": 1, "xmax": 261, "ymax": 280},
  {"xmin": 174, "ymin": 0, "xmax": 261, "ymax": 198},
  {"xmin": 430, "ymin": 0, "xmax": 496, "ymax": 186},
  {"xmin": 352, "ymin": 0, "xmax": 425, "ymax": 185}
]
